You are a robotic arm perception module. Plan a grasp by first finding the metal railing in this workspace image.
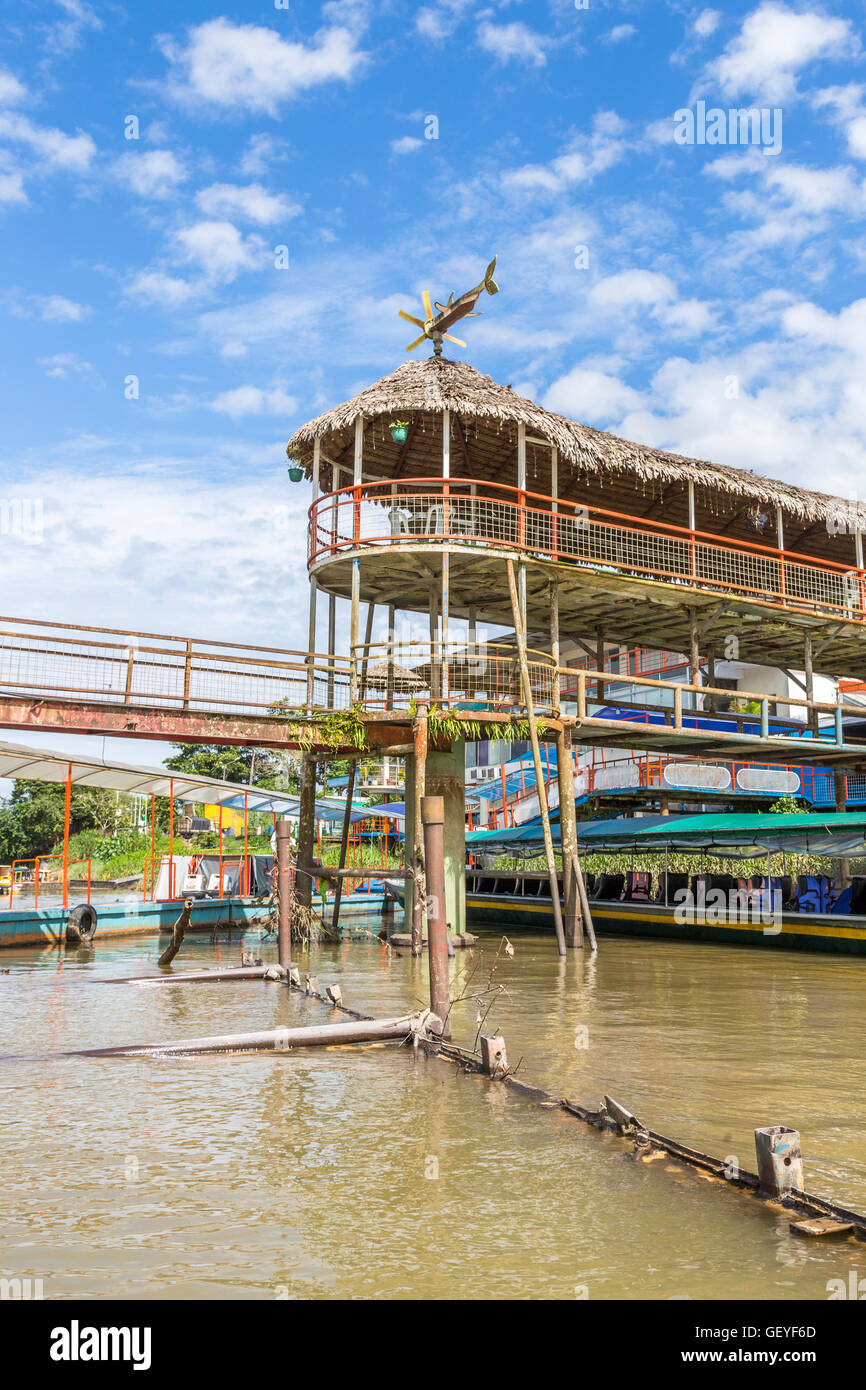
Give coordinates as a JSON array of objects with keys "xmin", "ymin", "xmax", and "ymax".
[
  {"xmin": 0, "ymin": 615, "xmax": 353, "ymax": 717},
  {"xmin": 352, "ymin": 639, "xmax": 557, "ymax": 711},
  {"xmin": 310, "ymin": 478, "xmax": 866, "ymax": 624}
]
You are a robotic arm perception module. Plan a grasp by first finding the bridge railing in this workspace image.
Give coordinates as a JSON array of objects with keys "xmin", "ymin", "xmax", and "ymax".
[
  {"xmin": 0, "ymin": 615, "xmax": 353, "ymax": 717},
  {"xmin": 310, "ymin": 477, "xmax": 866, "ymax": 624}
]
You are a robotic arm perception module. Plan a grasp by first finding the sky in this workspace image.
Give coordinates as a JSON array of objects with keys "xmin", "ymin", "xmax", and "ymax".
[{"xmin": 2, "ymin": 0, "xmax": 866, "ymax": 768}]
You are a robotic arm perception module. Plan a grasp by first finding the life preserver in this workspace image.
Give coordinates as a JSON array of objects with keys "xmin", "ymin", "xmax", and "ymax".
[{"xmin": 66, "ymin": 903, "xmax": 98, "ymax": 944}]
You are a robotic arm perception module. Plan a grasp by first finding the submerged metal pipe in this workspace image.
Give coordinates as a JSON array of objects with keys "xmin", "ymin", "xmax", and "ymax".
[{"xmin": 62, "ymin": 1012, "xmax": 425, "ymax": 1059}]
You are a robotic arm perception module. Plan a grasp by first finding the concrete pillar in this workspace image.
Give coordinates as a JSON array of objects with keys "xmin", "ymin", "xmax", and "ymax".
[{"xmin": 425, "ymin": 736, "xmax": 466, "ymax": 936}]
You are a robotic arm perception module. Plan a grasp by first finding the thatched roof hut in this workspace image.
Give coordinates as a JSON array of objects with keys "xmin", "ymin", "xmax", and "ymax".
[{"xmin": 288, "ymin": 357, "xmax": 862, "ymax": 560}]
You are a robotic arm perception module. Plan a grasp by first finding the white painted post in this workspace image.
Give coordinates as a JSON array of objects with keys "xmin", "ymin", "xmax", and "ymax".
[
  {"xmin": 442, "ymin": 408, "xmax": 450, "ymax": 701},
  {"xmin": 517, "ymin": 420, "xmax": 527, "ymax": 634}
]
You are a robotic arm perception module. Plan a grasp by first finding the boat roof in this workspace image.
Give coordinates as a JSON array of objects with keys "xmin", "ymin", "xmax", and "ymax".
[{"xmin": 467, "ymin": 811, "xmax": 866, "ymax": 858}]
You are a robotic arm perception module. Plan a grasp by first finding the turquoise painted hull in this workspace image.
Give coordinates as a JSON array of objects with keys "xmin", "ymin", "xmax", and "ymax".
[{"xmin": 0, "ymin": 897, "xmax": 263, "ymax": 950}]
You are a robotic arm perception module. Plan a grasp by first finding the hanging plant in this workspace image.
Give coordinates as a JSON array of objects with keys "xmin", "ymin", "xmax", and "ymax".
[
  {"xmin": 745, "ymin": 505, "xmax": 768, "ymax": 532},
  {"xmin": 390, "ymin": 420, "xmax": 410, "ymax": 443},
  {"xmin": 287, "ymin": 458, "xmax": 304, "ymax": 482}
]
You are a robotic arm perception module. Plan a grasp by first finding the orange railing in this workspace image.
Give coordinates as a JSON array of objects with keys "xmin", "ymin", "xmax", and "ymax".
[
  {"xmin": 8, "ymin": 856, "xmax": 91, "ymax": 910},
  {"xmin": 310, "ymin": 478, "xmax": 866, "ymax": 624}
]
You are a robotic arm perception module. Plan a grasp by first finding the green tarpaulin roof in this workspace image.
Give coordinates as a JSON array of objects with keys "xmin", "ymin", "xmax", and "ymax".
[{"xmin": 467, "ymin": 811, "xmax": 866, "ymax": 858}]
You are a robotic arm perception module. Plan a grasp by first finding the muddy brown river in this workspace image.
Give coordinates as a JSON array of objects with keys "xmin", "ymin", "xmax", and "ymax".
[{"xmin": 2, "ymin": 919, "xmax": 865, "ymax": 1300}]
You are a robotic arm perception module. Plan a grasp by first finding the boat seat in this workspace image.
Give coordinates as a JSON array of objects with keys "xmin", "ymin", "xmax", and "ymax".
[
  {"xmin": 623, "ymin": 870, "xmax": 652, "ymax": 901},
  {"xmin": 797, "ymin": 874, "xmax": 822, "ymax": 914},
  {"xmin": 656, "ymin": 872, "xmax": 688, "ymax": 904},
  {"xmin": 593, "ymin": 872, "xmax": 624, "ymax": 901}
]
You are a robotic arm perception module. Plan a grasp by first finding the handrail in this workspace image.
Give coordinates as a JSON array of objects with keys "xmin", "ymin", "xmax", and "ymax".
[{"xmin": 309, "ymin": 477, "xmax": 866, "ymax": 625}]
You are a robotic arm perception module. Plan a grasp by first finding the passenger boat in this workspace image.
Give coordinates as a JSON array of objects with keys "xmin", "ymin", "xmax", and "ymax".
[
  {"xmin": 459, "ymin": 810, "xmax": 866, "ymax": 956},
  {"xmin": 463, "ymin": 868, "xmax": 866, "ymax": 955}
]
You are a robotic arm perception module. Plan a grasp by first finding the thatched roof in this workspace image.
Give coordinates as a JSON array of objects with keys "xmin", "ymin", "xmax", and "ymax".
[{"xmin": 287, "ymin": 356, "xmax": 863, "ymax": 534}]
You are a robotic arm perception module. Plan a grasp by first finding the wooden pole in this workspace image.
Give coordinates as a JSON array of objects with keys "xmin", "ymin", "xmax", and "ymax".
[
  {"xmin": 595, "ymin": 625, "xmax": 605, "ymax": 703},
  {"xmin": 158, "ymin": 898, "xmax": 192, "ymax": 967},
  {"xmin": 506, "ymin": 558, "xmax": 566, "ymax": 955},
  {"xmin": 556, "ymin": 726, "xmax": 583, "ymax": 948},
  {"xmin": 689, "ymin": 609, "xmax": 701, "ymax": 712},
  {"xmin": 359, "ymin": 601, "xmax": 375, "ymax": 703},
  {"xmin": 411, "ymin": 701, "xmax": 427, "ymax": 956},
  {"xmin": 421, "ymin": 794, "xmax": 451, "ymax": 1037},
  {"xmin": 386, "ymin": 604, "xmax": 395, "ymax": 710},
  {"xmin": 296, "ymin": 754, "xmax": 316, "ymax": 913},
  {"xmin": 330, "ymin": 759, "xmax": 357, "ymax": 936},
  {"xmin": 429, "ymin": 588, "xmax": 439, "ymax": 701},
  {"xmin": 327, "ymin": 594, "xmax": 336, "ymax": 708},
  {"xmin": 275, "ymin": 818, "xmax": 293, "ymax": 966},
  {"xmin": 805, "ymin": 634, "xmax": 818, "ymax": 735}
]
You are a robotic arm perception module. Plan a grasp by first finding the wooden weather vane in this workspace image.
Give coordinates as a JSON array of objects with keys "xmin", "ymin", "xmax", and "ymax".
[{"xmin": 399, "ymin": 256, "xmax": 499, "ymax": 355}]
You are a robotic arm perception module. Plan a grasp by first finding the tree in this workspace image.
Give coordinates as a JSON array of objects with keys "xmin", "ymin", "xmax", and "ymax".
[
  {"xmin": 0, "ymin": 781, "xmax": 122, "ymax": 862},
  {"xmin": 164, "ymin": 743, "xmax": 297, "ymax": 791}
]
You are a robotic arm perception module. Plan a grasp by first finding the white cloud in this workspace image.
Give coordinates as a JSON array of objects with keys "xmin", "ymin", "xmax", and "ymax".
[
  {"xmin": 693, "ymin": 9, "xmax": 721, "ymax": 40},
  {"xmin": 210, "ymin": 385, "xmax": 298, "ymax": 418},
  {"xmin": 159, "ymin": 17, "xmax": 368, "ymax": 115},
  {"xmin": 195, "ymin": 181, "xmax": 300, "ymax": 224},
  {"xmin": 238, "ymin": 132, "xmax": 289, "ymax": 177},
  {"xmin": 504, "ymin": 111, "xmax": 628, "ymax": 193},
  {"xmin": 35, "ymin": 294, "xmax": 90, "ymax": 321},
  {"xmin": 391, "ymin": 135, "xmax": 423, "ymax": 155},
  {"xmin": 603, "ymin": 25, "xmax": 636, "ymax": 44},
  {"xmin": 416, "ymin": 0, "xmax": 473, "ymax": 42},
  {"xmin": 813, "ymin": 85, "xmax": 866, "ymax": 160},
  {"xmin": 114, "ymin": 148, "xmax": 187, "ymax": 198},
  {"xmin": 703, "ymin": 2, "xmax": 855, "ymax": 103},
  {"xmin": 477, "ymin": 20, "xmax": 549, "ymax": 67},
  {"xmin": 126, "ymin": 270, "xmax": 200, "ymax": 306},
  {"xmin": 0, "ymin": 167, "xmax": 26, "ymax": 207},
  {"xmin": 175, "ymin": 220, "xmax": 265, "ymax": 280},
  {"xmin": 543, "ymin": 366, "xmax": 643, "ymax": 423},
  {"xmin": 39, "ymin": 352, "xmax": 102, "ymax": 386},
  {"xmin": 0, "ymin": 70, "xmax": 27, "ymax": 105},
  {"xmin": 42, "ymin": 0, "xmax": 102, "ymax": 57},
  {"xmin": 0, "ymin": 111, "xmax": 95, "ymax": 170},
  {"xmin": 589, "ymin": 270, "xmax": 675, "ymax": 311}
]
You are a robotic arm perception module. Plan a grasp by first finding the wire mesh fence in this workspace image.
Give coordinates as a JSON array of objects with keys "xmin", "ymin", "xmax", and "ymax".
[
  {"xmin": 310, "ymin": 480, "xmax": 866, "ymax": 623},
  {"xmin": 0, "ymin": 618, "xmax": 353, "ymax": 718}
]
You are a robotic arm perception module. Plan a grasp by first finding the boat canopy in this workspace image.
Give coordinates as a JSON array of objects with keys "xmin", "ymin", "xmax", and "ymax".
[{"xmin": 467, "ymin": 811, "xmax": 866, "ymax": 858}]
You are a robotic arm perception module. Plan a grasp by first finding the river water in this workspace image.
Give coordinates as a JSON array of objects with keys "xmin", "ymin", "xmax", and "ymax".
[{"xmin": 1, "ymin": 918, "xmax": 865, "ymax": 1301}]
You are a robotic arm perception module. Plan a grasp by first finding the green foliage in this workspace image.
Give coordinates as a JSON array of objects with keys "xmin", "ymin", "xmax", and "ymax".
[
  {"xmin": 767, "ymin": 795, "xmax": 808, "ymax": 815},
  {"xmin": 282, "ymin": 706, "xmax": 369, "ymax": 752},
  {"xmin": 0, "ymin": 781, "xmax": 123, "ymax": 862},
  {"xmin": 165, "ymin": 743, "xmax": 288, "ymax": 788}
]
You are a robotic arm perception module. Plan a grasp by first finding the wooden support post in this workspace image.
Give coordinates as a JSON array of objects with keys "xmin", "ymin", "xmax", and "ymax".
[
  {"xmin": 804, "ymin": 634, "xmax": 818, "ymax": 736},
  {"xmin": 386, "ymin": 604, "xmax": 395, "ymax": 709},
  {"xmin": 549, "ymin": 581, "xmax": 560, "ymax": 713},
  {"xmin": 707, "ymin": 647, "xmax": 716, "ymax": 715},
  {"xmin": 349, "ymin": 416, "xmax": 363, "ymax": 701},
  {"xmin": 595, "ymin": 625, "xmax": 605, "ymax": 703},
  {"xmin": 327, "ymin": 594, "xmax": 336, "ymax": 708},
  {"xmin": 306, "ymin": 438, "xmax": 321, "ymax": 710},
  {"xmin": 275, "ymin": 819, "xmax": 293, "ymax": 967},
  {"xmin": 689, "ymin": 609, "xmax": 701, "ymax": 711},
  {"xmin": 359, "ymin": 601, "xmax": 375, "ymax": 703},
  {"xmin": 480, "ymin": 1034, "xmax": 508, "ymax": 1077},
  {"xmin": 506, "ymin": 558, "xmax": 566, "ymax": 956},
  {"xmin": 556, "ymin": 726, "xmax": 583, "ymax": 949},
  {"xmin": 296, "ymin": 754, "xmax": 316, "ymax": 913},
  {"xmin": 429, "ymin": 588, "xmax": 440, "ymax": 701},
  {"xmin": 330, "ymin": 759, "xmax": 356, "ymax": 937},
  {"xmin": 421, "ymin": 794, "xmax": 451, "ymax": 1038},
  {"xmin": 411, "ymin": 701, "xmax": 428, "ymax": 956}
]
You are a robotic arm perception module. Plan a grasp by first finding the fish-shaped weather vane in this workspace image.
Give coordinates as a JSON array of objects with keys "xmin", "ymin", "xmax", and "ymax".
[{"xmin": 399, "ymin": 256, "xmax": 499, "ymax": 355}]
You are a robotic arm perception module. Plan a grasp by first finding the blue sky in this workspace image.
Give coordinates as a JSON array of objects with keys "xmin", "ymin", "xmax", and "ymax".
[{"xmin": 1, "ymin": 0, "xmax": 866, "ymax": 764}]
